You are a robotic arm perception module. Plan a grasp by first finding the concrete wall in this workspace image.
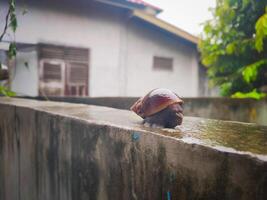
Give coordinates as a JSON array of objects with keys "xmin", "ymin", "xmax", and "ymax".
[
  {"xmin": 0, "ymin": 97, "xmax": 267, "ymax": 200},
  {"xmin": 0, "ymin": 0, "xmax": 200, "ymax": 97},
  {"xmin": 184, "ymin": 98, "xmax": 267, "ymax": 125},
  {"xmin": 26, "ymin": 96, "xmax": 267, "ymax": 126}
]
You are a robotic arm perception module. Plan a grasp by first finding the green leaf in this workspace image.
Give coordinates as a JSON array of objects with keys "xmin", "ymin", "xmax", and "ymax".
[
  {"xmin": 204, "ymin": 23, "xmax": 212, "ymax": 33},
  {"xmin": 242, "ymin": 59, "xmax": 267, "ymax": 83},
  {"xmin": 241, "ymin": 0, "xmax": 250, "ymax": 10},
  {"xmin": 8, "ymin": 0, "xmax": 17, "ymax": 32},
  {"xmin": 226, "ymin": 42, "xmax": 235, "ymax": 54},
  {"xmin": 0, "ymin": 87, "xmax": 7, "ymax": 96},
  {"xmin": 231, "ymin": 89, "xmax": 266, "ymax": 100},
  {"xmin": 220, "ymin": 82, "xmax": 232, "ymax": 96},
  {"xmin": 9, "ymin": 13, "xmax": 17, "ymax": 32},
  {"xmin": 8, "ymin": 42, "xmax": 16, "ymax": 59},
  {"xmin": 6, "ymin": 90, "xmax": 16, "ymax": 96},
  {"xmin": 255, "ymin": 13, "xmax": 267, "ymax": 52},
  {"xmin": 0, "ymin": 86, "xmax": 16, "ymax": 97}
]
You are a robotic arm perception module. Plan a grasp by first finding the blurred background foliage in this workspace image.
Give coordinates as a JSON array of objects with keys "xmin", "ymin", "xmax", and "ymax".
[
  {"xmin": 199, "ymin": 0, "xmax": 267, "ymax": 99},
  {"xmin": 0, "ymin": 0, "xmax": 17, "ymax": 96}
]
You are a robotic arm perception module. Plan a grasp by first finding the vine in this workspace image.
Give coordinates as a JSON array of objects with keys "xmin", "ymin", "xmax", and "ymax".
[{"xmin": 0, "ymin": 0, "xmax": 17, "ymax": 96}]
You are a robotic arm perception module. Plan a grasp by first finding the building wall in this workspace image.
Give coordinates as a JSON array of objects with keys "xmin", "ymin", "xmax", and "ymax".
[
  {"xmin": 11, "ymin": 49, "xmax": 39, "ymax": 96},
  {"xmin": 1, "ymin": 0, "xmax": 124, "ymax": 96},
  {"xmin": 125, "ymin": 20, "xmax": 199, "ymax": 96},
  {"xmin": 0, "ymin": 0, "xmax": 200, "ymax": 97}
]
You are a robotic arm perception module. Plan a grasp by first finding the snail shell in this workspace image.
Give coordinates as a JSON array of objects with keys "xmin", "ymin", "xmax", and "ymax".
[{"xmin": 131, "ymin": 88, "xmax": 184, "ymax": 128}]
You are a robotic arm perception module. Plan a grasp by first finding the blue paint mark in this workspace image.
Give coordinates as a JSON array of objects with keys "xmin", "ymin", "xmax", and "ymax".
[
  {"xmin": 132, "ymin": 132, "xmax": 140, "ymax": 141},
  {"xmin": 167, "ymin": 191, "xmax": 171, "ymax": 200},
  {"xmin": 169, "ymin": 172, "xmax": 176, "ymax": 182}
]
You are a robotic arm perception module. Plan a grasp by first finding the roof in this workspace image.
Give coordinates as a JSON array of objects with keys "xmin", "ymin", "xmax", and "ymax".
[
  {"xmin": 95, "ymin": 0, "xmax": 162, "ymax": 14},
  {"xmin": 126, "ymin": 0, "xmax": 162, "ymax": 12},
  {"xmin": 95, "ymin": 0, "xmax": 199, "ymax": 44},
  {"xmin": 132, "ymin": 10, "xmax": 199, "ymax": 44}
]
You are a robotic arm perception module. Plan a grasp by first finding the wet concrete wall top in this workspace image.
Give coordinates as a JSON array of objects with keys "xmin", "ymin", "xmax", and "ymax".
[
  {"xmin": 24, "ymin": 96, "xmax": 267, "ymax": 125},
  {"xmin": 3, "ymin": 97, "xmax": 267, "ymax": 157},
  {"xmin": 0, "ymin": 97, "xmax": 267, "ymax": 200}
]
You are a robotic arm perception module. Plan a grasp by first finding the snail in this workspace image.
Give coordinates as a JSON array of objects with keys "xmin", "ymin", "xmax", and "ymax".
[{"xmin": 130, "ymin": 88, "xmax": 184, "ymax": 128}]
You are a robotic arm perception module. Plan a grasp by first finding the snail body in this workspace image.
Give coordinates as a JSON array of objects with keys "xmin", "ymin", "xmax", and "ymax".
[{"xmin": 131, "ymin": 88, "xmax": 184, "ymax": 128}]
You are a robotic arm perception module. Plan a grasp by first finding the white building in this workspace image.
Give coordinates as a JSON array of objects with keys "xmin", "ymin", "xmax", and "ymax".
[{"xmin": 0, "ymin": 0, "xmax": 210, "ymax": 97}]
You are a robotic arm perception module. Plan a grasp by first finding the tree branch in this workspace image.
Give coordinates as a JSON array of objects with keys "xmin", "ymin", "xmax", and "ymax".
[{"xmin": 0, "ymin": 8, "xmax": 11, "ymax": 42}]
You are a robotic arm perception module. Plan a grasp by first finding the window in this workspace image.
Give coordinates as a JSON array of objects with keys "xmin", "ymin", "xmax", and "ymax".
[
  {"xmin": 38, "ymin": 44, "xmax": 89, "ymax": 96},
  {"xmin": 66, "ymin": 63, "xmax": 88, "ymax": 96},
  {"xmin": 153, "ymin": 56, "xmax": 173, "ymax": 71},
  {"xmin": 43, "ymin": 63, "xmax": 62, "ymax": 81}
]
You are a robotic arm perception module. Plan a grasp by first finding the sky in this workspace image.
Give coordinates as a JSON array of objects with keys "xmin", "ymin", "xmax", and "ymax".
[{"xmin": 145, "ymin": 0, "xmax": 216, "ymax": 36}]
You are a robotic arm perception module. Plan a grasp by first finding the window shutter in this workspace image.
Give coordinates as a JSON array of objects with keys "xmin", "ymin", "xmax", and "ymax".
[
  {"xmin": 68, "ymin": 63, "xmax": 87, "ymax": 84},
  {"xmin": 39, "ymin": 45, "xmax": 88, "ymax": 63},
  {"xmin": 65, "ymin": 48, "xmax": 89, "ymax": 63},
  {"xmin": 39, "ymin": 46, "xmax": 64, "ymax": 60},
  {"xmin": 39, "ymin": 60, "xmax": 65, "ymax": 96},
  {"xmin": 153, "ymin": 56, "xmax": 173, "ymax": 71},
  {"xmin": 43, "ymin": 63, "xmax": 62, "ymax": 81}
]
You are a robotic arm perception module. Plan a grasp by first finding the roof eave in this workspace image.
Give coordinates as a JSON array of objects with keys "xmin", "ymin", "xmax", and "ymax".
[{"xmin": 131, "ymin": 10, "xmax": 199, "ymax": 45}]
